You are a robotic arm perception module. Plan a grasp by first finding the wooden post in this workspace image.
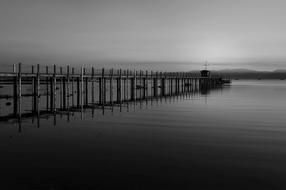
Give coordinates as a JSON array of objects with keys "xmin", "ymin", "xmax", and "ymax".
[
  {"xmin": 37, "ymin": 64, "xmax": 40, "ymax": 97},
  {"xmin": 67, "ymin": 65, "xmax": 70, "ymax": 109},
  {"xmin": 120, "ymin": 69, "xmax": 122, "ymax": 103},
  {"xmin": 180, "ymin": 73, "xmax": 183, "ymax": 93},
  {"xmin": 53, "ymin": 65, "xmax": 57, "ymax": 111},
  {"xmin": 153, "ymin": 71, "xmax": 158, "ymax": 97},
  {"xmin": 166, "ymin": 72, "xmax": 168, "ymax": 95},
  {"xmin": 185, "ymin": 74, "xmax": 188, "ymax": 92},
  {"xmin": 100, "ymin": 68, "xmax": 105, "ymax": 107},
  {"xmin": 188, "ymin": 77, "xmax": 191, "ymax": 92},
  {"xmin": 171, "ymin": 73, "xmax": 173, "ymax": 95},
  {"xmin": 181, "ymin": 73, "xmax": 183, "ymax": 93},
  {"xmin": 13, "ymin": 64, "xmax": 18, "ymax": 116},
  {"xmin": 170, "ymin": 73, "xmax": 172, "ymax": 95},
  {"xmin": 185, "ymin": 73, "xmax": 190, "ymax": 92},
  {"xmin": 50, "ymin": 76, "xmax": 53, "ymax": 110},
  {"xmin": 140, "ymin": 70, "xmax": 143, "ymax": 100},
  {"xmin": 188, "ymin": 73, "xmax": 190, "ymax": 91},
  {"xmin": 84, "ymin": 68, "xmax": 88, "ymax": 106},
  {"xmin": 123, "ymin": 70, "xmax": 126, "ymax": 101},
  {"xmin": 119, "ymin": 69, "xmax": 122, "ymax": 109},
  {"xmin": 145, "ymin": 70, "xmax": 149, "ymax": 98},
  {"xmin": 187, "ymin": 73, "xmax": 190, "ymax": 92},
  {"xmin": 72, "ymin": 68, "xmax": 75, "ymax": 107},
  {"xmin": 185, "ymin": 73, "xmax": 187, "ymax": 93},
  {"xmin": 138, "ymin": 70, "xmax": 141, "ymax": 100},
  {"xmin": 18, "ymin": 63, "xmax": 22, "ymax": 106},
  {"xmin": 193, "ymin": 78, "xmax": 196, "ymax": 91},
  {"xmin": 81, "ymin": 67, "xmax": 84, "ymax": 108},
  {"xmin": 160, "ymin": 72, "xmax": 162, "ymax": 96},
  {"xmin": 99, "ymin": 69, "xmax": 102, "ymax": 104},
  {"xmin": 130, "ymin": 70, "xmax": 135, "ymax": 100},
  {"xmin": 182, "ymin": 73, "xmax": 184, "ymax": 93},
  {"xmin": 177, "ymin": 73, "xmax": 180, "ymax": 94},
  {"xmin": 143, "ymin": 70, "xmax": 147, "ymax": 99},
  {"xmin": 151, "ymin": 71, "xmax": 153, "ymax": 96},
  {"xmin": 153, "ymin": 71, "xmax": 156, "ymax": 96},
  {"xmin": 134, "ymin": 70, "xmax": 136, "ymax": 100},
  {"xmin": 181, "ymin": 73, "xmax": 184, "ymax": 93},
  {"xmin": 46, "ymin": 66, "xmax": 49, "ymax": 111},
  {"xmin": 150, "ymin": 71, "xmax": 154, "ymax": 104},
  {"xmin": 174, "ymin": 73, "xmax": 177, "ymax": 94},
  {"xmin": 126, "ymin": 70, "xmax": 129, "ymax": 100},
  {"xmin": 18, "ymin": 63, "xmax": 22, "ymax": 130},
  {"xmin": 116, "ymin": 70, "xmax": 119, "ymax": 102},
  {"xmin": 32, "ymin": 65, "xmax": 35, "ymax": 95},
  {"xmin": 177, "ymin": 73, "xmax": 179, "ymax": 94},
  {"xmin": 77, "ymin": 76, "xmax": 80, "ymax": 108},
  {"xmin": 103, "ymin": 68, "xmax": 106, "ymax": 105},
  {"xmin": 161, "ymin": 72, "xmax": 165, "ymax": 96},
  {"xmin": 60, "ymin": 67, "xmax": 63, "ymax": 108},
  {"xmin": 176, "ymin": 73, "xmax": 179, "ymax": 94},
  {"xmin": 135, "ymin": 70, "xmax": 137, "ymax": 100},
  {"xmin": 188, "ymin": 76, "xmax": 190, "ymax": 92},
  {"xmin": 170, "ymin": 74, "xmax": 173, "ymax": 95},
  {"xmin": 32, "ymin": 65, "xmax": 36, "ymax": 112},
  {"xmin": 170, "ymin": 72, "xmax": 172, "ymax": 95},
  {"xmin": 91, "ymin": 67, "xmax": 95, "ymax": 104},
  {"xmin": 117, "ymin": 69, "xmax": 122, "ymax": 103},
  {"xmin": 36, "ymin": 64, "xmax": 40, "ymax": 112},
  {"xmin": 123, "ymin": 70, "xmax": 125, "ymax": 101},
  {"xmin": 192, "ymin": 78, "xmax": 194, "ymax": 91},
  {"xmin": 187, "ymin": 74, "xmax": 189, "ymax": 92},
  {"xmin": 110, "ymin": 69, "xmax": 113, "ymax": 105}
]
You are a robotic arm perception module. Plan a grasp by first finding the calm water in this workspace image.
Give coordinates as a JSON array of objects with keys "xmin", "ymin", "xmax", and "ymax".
[{"xmin": 0, "ymin": 80, "xmax": 286, "ymax": 189}]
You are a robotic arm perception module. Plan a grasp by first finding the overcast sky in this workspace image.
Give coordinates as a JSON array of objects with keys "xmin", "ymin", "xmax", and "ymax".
[{"xmin": 1, "ymin": 0, "xmax": 286, "ymax": 71}]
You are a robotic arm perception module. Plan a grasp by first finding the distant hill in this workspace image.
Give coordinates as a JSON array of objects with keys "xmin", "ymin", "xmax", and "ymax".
[
  {"xmin": 273, "ymin": 69, "xmax": 286, "ymax": 73},
  {"xmin": 211, "ymin": 69, "xmax": 286, "ymax": 79},
  {"xmin": 216, "ymin": 68, "xmax": 257, "ymax": 73},
  {"xmin": 189, "ymin": 69, "xmax": 286, "ymax": 79}
]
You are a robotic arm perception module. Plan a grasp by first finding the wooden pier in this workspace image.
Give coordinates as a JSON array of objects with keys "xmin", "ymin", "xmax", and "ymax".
[{"xmin": 0, "ymin": 63, "xmax": 229, "ymax": 124}]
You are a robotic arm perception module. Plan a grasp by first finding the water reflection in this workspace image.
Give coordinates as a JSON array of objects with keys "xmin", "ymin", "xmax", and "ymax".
[
  {"xmin": 1, "ymin": 80, "xmax": 286, "ymax": 190},
  {"xmin": 0, "ymin": 82, "xmax": 228, "ymax": 133}
]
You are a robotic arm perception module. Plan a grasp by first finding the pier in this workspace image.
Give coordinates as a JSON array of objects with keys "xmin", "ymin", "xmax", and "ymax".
[{"xmin": 0, "ymin": 63, "xmax": 230, "ymax": 126}]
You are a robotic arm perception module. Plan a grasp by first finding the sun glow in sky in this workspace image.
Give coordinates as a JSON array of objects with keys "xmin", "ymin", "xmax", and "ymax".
[{"xmin": 1, "ymin": 0, "xmax": 286, "ymax": 71}]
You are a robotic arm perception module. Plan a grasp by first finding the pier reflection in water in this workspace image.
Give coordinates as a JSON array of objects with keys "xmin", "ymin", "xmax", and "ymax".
[{"xmin": 0, "ymin": 79, "xmax": 226, "ymax": 132}]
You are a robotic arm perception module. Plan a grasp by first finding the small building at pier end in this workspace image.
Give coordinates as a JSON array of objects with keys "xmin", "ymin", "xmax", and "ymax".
[{"xmin": 200, "ymin": 70, "xmax": 211, "ymax": 77}]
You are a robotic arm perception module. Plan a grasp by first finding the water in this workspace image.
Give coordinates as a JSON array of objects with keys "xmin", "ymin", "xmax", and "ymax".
[{"xmin": 0, "ymin": 80, "xmax": 286, "ymax": 189}]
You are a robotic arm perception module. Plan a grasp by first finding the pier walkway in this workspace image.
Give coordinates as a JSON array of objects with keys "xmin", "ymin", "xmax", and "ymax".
[{"xmin": 0, "ymin": 63, "xmax": 230, "ymax": 126}]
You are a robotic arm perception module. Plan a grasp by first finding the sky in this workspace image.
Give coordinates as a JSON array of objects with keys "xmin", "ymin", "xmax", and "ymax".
[{"xmin": 1, "ymin": 0, "xmax": 286, "ymax": 71}]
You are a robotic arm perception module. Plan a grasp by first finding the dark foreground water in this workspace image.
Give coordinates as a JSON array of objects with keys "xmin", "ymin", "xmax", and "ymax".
[{"xmin": 0, "ymin": 80, "xmax": 286, "ymax": 190}]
